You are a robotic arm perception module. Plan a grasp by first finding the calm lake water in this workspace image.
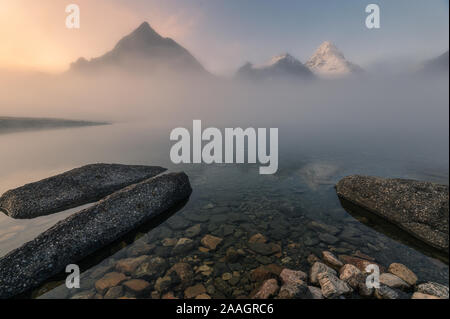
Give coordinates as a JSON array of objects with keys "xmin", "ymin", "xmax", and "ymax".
[{"xmin": 0, "ymin": 76, "xmax": 448, "ymax": 298}]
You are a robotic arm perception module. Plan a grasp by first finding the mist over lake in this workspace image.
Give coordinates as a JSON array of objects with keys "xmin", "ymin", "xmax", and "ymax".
[{"xmin": 0, "ymin": 70, "xmax": 448, "ymax": 295}]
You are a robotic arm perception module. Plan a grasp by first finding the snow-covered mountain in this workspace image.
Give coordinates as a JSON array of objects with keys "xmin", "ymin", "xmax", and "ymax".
[
  {"xmin": 237, "ymin": 53, "xmax": 314, "ymax": 80},
  {"xmin": 70, "ymin": 22, "xmax": 207, "ymax": 75},
  {"xmin": 305, "ymin": 41, "xmax": 363, "ymax": 78}
]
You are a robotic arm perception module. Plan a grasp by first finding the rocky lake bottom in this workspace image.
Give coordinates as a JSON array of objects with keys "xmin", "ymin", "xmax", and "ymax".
[
  {"xmin": 0, "ymin": 123, "xmax": 448, "ymax": 299},
  {"xmin": 28, "ymin": 165, "xmax": 448, "ymax": 300}
]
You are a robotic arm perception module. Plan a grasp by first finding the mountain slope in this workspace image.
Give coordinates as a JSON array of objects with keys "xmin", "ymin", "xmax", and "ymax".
[
  {"xmin": 237, "ymin": 53, "xmax": 314, "ymax": 80},
  {"xmin": 70, "ymin": 22, "xmax": 207, "ymax": 75},
  {"xmin": 421, "ymin": 51, "xmax": 449, "ymax": 74},
  {"xmin": 306, "ymin": 42, "xmax": 363, "ymax": 77}
]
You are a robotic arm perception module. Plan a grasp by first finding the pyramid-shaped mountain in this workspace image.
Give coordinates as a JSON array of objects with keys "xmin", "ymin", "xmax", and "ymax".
[
  {"xmin": 305, "ymin": 41, "xmax": 363, "ymax": 77},
  {"xmin": 70, "ymin": 22, "xmax": 207, "ymax": 75}
]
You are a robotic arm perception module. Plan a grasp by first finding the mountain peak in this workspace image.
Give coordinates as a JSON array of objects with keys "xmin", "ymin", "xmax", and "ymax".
[
  {"xmin": 137, "ymin": 21, "xmax": 151, "ymax": 30},
  {"xmin": 267, "ymin": 53, "xmax": 297, "ymax": 65},
  {"xmin": 70, "ymin": 21, "xmax": 206, "ymax": 75},
  {"xmin": 257, "ymin": 53, "xmax": 303, "ymax": 69},
  {"xmin": 237, "ymin": 52, "xmax": 314, "ymax": 80},
  {"xmin": 133, "ymin": 22, "xmax": 157, "ymax": 36},
  {"xmin": 120, "ymin": 21, "xmax": 162, "ymax": 45},
  {"xmin": 306, "ymin": 41, "xmax": 362, "ymax": 77},
  {"xmin": 313, "ymin": 41, "xmax": 344, "ymax": 59}
]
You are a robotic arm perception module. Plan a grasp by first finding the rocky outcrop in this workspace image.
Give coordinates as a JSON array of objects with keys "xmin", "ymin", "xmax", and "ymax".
[
  {"xmin": 0, "ymin": 172, "xmax": 191, "ymax": 299},
  {"xmin": 336, "ymin": 175, "xmax": 449, "ymax": 252},
  {"xmin": 0, "ymin": 163, "xmax": 166, "ymax": 219}
]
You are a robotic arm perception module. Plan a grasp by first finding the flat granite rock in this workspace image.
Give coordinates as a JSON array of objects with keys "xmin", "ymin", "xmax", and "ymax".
[
  {"xmin": 0, "ymin": 172, "xmax": 192, "ymax": 299},
  {"xmin": 336, "ymin": 175, "xmax": 449, "ymax": 252},
  {"xmin": 0, "ymin": 163, "xmax": 166, "ymax": 219}
]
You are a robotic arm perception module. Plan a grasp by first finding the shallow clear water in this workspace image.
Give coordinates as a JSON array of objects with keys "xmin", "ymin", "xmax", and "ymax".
[{"xmin": 0, "ymin": 117, "xmax": 448, "ymax": 299}]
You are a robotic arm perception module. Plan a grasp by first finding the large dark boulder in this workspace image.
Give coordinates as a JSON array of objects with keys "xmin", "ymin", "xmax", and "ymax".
[
  {"xmin": 0, "ymin": 172, "xmax": 192, "ymax": 299},
  {"xmin": 0, "ymin": 163, "xmax": 166, "ymax": 219},
  {"xmin": 336, "ymin": 175, "xmax": 448, "ymax": 253}
]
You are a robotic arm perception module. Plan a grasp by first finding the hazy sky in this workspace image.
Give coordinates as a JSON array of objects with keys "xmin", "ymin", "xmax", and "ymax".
[{"xmin": 0, "ymin": 0, "xmax": 448, "ymax": 74}]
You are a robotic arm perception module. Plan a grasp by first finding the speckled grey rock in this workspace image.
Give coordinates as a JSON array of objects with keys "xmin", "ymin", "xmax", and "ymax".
[
  {"xmin": 0, "ymin": 163, "xmax": 166, "ymax": 219},
  {"xmin": 416, "ymin": 282, "xmax": 449, "ymax": 298},
  {"xmin": 0, "ymin": 172, "xmax": 192, "ymax": 299},
  {"xmin": 336, "ymin": 175, "xmax": 449, "ymax": 252}
]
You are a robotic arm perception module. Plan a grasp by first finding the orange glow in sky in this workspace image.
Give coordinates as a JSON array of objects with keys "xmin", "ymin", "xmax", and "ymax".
[{"xmin": 0, "ymin": 0, "xmax": 197, "ymax": 72}]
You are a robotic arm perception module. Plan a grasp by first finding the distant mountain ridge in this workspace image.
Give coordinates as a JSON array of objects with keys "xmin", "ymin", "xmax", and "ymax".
[
  {"xmin": 70, "ymin": 22, "xmax": 206, "ymax": 75},
  {"xmin": 236, "ymin": 42, "xmax": 363, "ymax": 81},
  {"xmin": 67, "ymin": 22, "xmax": 447, "ymax": 80},
  {"xmin": 237, "ymin": 53, "xmax": 314, "ymax": 80},
  {"xmin": 305, "ymin": 41, "xmax": 363, "ymax": 77}
]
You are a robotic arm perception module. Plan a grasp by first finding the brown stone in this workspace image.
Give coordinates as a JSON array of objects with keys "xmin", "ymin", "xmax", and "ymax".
[
  {"xmin": 155, "ymin": 276, "xmax": 172, "ymax": 293},
  {"xmin": 250, "ymin": 265, "xmax": 280, "ymax": 282},
  {"xmin": 353, "ymin": 250, "xmax": 375, "ymax": 261},
  {"xmin": 265, "ymin": 264, "xmax": 283, "ymax": 276},
  {"xmin": 338, "ymin": 255, "xmax": 385, "ymax": 273},
  {"xmin": 196, "ymin": 264, "xmax": 213, "ymax": 276},
  {"xmin": 162, "ymin": 292, "xmax": 178, "ymax": 299},
  {"xmin": 104, "ymin": 286, "xmax": 123, "ymax": 299},
  {"xmin": 201, "ymin": 234, "xmax": 223, "ymax": 250},
  {"xmin": 322, "ymin": 251, "xmax": 344, "ymax": 269},
  {"xmin": 123, "ymin": 279, "xmax": 150, "ymax": 293},
  {"xmin": 115, "ymin": 255, "xmax": 149, "ymax": 274},
  {"xmin": 249, "ymin": 233, "xmax": 267, "ymax": 244},
  {"xmin": 411, "ymin": 292, "xmax": 442, "ymax": 299},
  {"xmin": 379, "ymin": 273, "xmax": 410, "ymax": 290},
  {"xmin": 252, "ymin": 279, "xmax": 279, "ymax": 299},
  {"xmin": 388, "ymin": 263, "xmax": 418, "ymax": 286},
  {"xmin": 279, "ymin": 268, "xmax": 308, "ymax": 286},
  {"xmin": 248, "ymin": 242, "xmax": 281, "ymax": 256},
  {"xmin": 168, "ymin": 262, "xmax": 194, "ymax": 287},
  {"xmin": 162, "ymin": 238, "xmax": 177, "ymax": 247},
  {"xmin": 222, "ymin": 273, "xmax": 233, "ymax": 281},
  {"xmin": 339, "ymin": 264, "xmax": 364, "ymax": 289},
  {"xmin": 95, "ymin": 272, "xmax": 127, "ymax": 294},
  {"xmin": 307, "ymin": 254, "xmax": 320, "ymax": 265},
  {"xmin": 184, "ymin": 284, "xmax": 206, "ymax": 299}
]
